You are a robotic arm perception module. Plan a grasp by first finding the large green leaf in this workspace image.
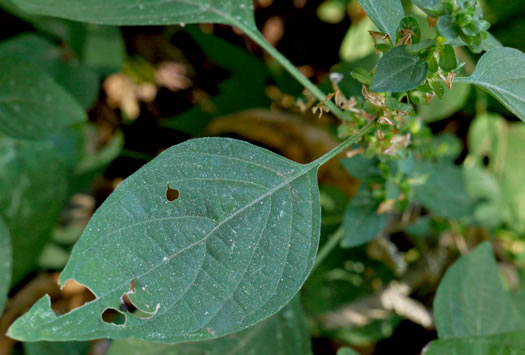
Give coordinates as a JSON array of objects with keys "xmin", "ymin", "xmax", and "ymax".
[
  {"xmin": 456, "ymin": 47, "xmax": 525, "ymax": 122},
  {"xmin": 8, "ymin": 138, "xmax": 321, "ymax": 343},
  {"xmin": 11, "ymin": 0, "xmax": 257, "ymax": 31},
  {"xmin": 0, "ymin": 216, "xmax": 12, "ymax": 312},
  {"xmin": 424, "ymin": 330, "xmax": 525, "ymax": 355},
  {"xmin": 0, "ymin": 33, "xmax": 100, "ymax": 109},
  {"xmin": 0, "ymin": 135, "xmax": 68, "ymax": 283},
  {"xmin": 434, "ymin": 242, "xmax": 524, "ymax": 339},
  {"xmin": 370, "ymin": 46, "xmax": 428, "ymax": 93},
  {"xmin": 107, "ymin": 297, "xmax": 312, "ymax": 355},
  {"xmin": 0, "ymin": 57, "xmax": 86, "ymax": 140},
  {"xmin": 357, "ymin": 0, "xmax": 404, "ymax": 41},
  {"xmin": 342, "ymin": 186, "xmax": 387, "ymax": 248}
]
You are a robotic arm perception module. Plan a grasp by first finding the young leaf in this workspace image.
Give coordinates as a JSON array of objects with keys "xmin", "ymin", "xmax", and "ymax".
[
  {"xmin": 342, "ymin": 186, "xmax": 387, "ymax": 248},
  {"xmin": 0, "ymin": 217, "xmax": 12, "ymax": 312},
  {"xmin": 11, "ymin": 0, "xmax": 257, "ymax": 31},
  {"xmin": 424, "ymin": 330, "xmax": 525, "ymax": 355},
  {"xmin": 456, "ymin": 47, "xmax": 525, "ymax": 122},
  {"xmin": 0, "ymin": 57, "xmax": 86, "ymax": 140},
  {"xmin": 370, "ymin": 46, "xmax": 428, "ymax": 93},
  {"xmin": 434, "ymin": 242, "xmax": 525, "ymax": 339},
  {"xmin": 357, "ymin": 0, "xmax": 404, "ymax": 42},
  {"xmin": 439, "ymin": 44, "xmax": 457, "ymax": 72},
  {"xmin": 8, "ymin": 138, "xmax": 321, "ymax": 343},
  {"xmin": 437, "ymin": 15, "xmax": 460, "ymax": 41},
  {"xmin": 0, "ymin": 135, "xmax": 68, "ymax": 283},
  {"xmin": 107, "ymin": 297, "xmax": 312, "ymax": 355}
]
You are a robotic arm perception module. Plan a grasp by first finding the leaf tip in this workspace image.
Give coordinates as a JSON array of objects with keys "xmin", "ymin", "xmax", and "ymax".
[{"xmin": 7, "ymin": 294, "xmax": 56, "ymax": 341}]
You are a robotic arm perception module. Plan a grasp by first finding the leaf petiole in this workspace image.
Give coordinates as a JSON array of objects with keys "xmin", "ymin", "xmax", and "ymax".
[{"xmin": 310, "ymin": 122, "xmax": 376, "ymax": 168}]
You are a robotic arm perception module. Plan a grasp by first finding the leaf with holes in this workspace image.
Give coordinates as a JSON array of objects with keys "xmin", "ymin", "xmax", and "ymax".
[
  {"xmin": 0, "ymin": 217, "xmax": 12, "ymax": 312},
  {"xmin": 8, "ymin": 137, "xmax": 321, "ymax": 343},
  {"xmin": 370, "ymin": 46, "xmax": 428, "ymax": 93},
  {"xmin": 0, "ymin": 57, "xmax": 86, "ymax": 140},
  {"xmin": 107, "ymin": 297, "xmax": 312, "ymax": 355},
  {"xmin": 11, "ymin": 0, "xmax": 257, "ymax": 33},
  {"xmin": 456, "ymin": 47, "xmax": 525, "ymax": 122},
  {"xmin": 357, "ymin": 0, "xmax": 404, "ymax": 42}
]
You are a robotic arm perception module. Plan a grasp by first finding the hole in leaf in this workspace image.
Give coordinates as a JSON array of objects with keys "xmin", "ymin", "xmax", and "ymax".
[
  {"xmin": 102, "ymin": 308, "xmax": 126, "ymax": 325},
  {"xmin": 120, "ymin": 293, "xmax": 137, "ymax": 313},
  {"xmin": 50, "ymin": 277, "xmax": 96, "ymax": 313},
  {"xmin": 166, "ymin": 185, "xmax": 179, "ymax": 202},
  {"xmin": 482, "ymin": 155, "xmax": 490, "ymax": 167},
  {"xmin": 119, "ymin": 279, "xmax": 159, "ymax": 320}
]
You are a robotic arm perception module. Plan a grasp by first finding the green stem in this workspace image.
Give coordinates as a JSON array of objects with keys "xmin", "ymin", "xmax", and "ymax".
[
  {"xmin": 310, "ymin": 122, "xmax": 376, "ymax": 168},
  {"xmin": 313, "ymin": 226, "xmax": 343, "ymax": 271},
  {"xmin": 239, "ymin": 25, "xmax": 346, "ymax": 121}
]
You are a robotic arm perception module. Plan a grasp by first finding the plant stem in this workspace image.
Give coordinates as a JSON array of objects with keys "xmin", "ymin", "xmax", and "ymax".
[
  {"xmin": 310, "ymin": 121, "xmax": 376, "ymax": 168},
  {"xmin": 240, "ymin": 26, "xmax": 346, "ymax": 121},
  {"xmin": 313, "ymin": 226, "xmax": 343, "ymax": 271}
]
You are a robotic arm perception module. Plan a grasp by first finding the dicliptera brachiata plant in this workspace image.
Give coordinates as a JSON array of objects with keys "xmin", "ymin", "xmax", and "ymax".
[{"xmin": 1, "ymin": 0, "xmax": 525, "ymax": 353}]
